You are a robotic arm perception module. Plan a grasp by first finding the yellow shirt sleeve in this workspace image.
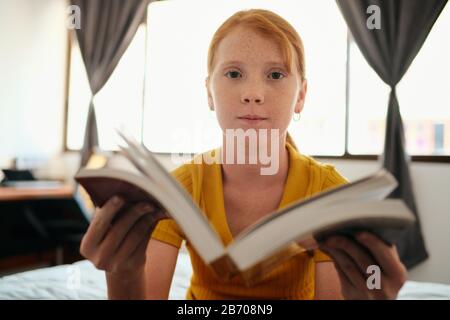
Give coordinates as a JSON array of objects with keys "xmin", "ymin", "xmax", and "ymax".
[
  {"xmin": 321, "ymin": 164, "xmax": 349, "ymax": 191},
  {"xmin": 313, "ymin": 165, "xmax": 349, "ymax": 263},
  {"xmin": 150, "ymin": 164, "xmax": 192, "ymax": 249},
  {"xmin": 313, "ymin": 249, "xmax": 334, "ymax": 263},
  {"xmin": 151, "ymin": 219, "xmax": 184, "ymax": 249}
]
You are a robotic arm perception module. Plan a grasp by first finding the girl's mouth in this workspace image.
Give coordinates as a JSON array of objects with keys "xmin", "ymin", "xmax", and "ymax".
[{"xmin": 237, "ymin": 114, "xmax": 268, "ymax": 123}]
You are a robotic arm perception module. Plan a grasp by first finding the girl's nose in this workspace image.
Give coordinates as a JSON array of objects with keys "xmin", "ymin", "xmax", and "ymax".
[
  {"xmin": 241, "ymin": 86, "xmax": 265, "ymax": 104},
  {"xmin": 242, "ymin": 96, "xmax": 264, "ymax": 104}
]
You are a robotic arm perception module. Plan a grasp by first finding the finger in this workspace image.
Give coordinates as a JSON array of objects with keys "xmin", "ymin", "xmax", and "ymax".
[
  {"xmin": 321, "ymin": 246, "xmax": 351, "ymax": 284},
  {"xmin": 326, "ymin": 236, "xmax": 376, "ymax": 275},
  {"xmin": 333, "ymin": 259, "xmax": 357, "ymax": 299},
  {"xmin": 100, "ymin": 202, "xmax": 155, "ymax": 255},
  {"xmin": 356, "ymin": 232, "xmax": 405, "ymax": 278},
  {"xmin": 321, "ymin": 246, "xmax": 358, "ymax": 296},
  {"xmin": 126, "ymin": 228, "xmax": 153, "ymax": 269},
  {"xmin": 325, "ymin": 247, "xmax": 369, "ymax": 295},
  {"xmin": 114, "ymin": 213, "xmax": 155, "ymax": 266},
  {"xmin": 82, "ymin": 196, "xmax": 124, "ymax": 250}
]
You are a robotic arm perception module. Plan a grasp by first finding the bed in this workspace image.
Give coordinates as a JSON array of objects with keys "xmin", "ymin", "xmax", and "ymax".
[{"xmin": 0, "ymin": 251, "xmax": 449, "ymax": 300}]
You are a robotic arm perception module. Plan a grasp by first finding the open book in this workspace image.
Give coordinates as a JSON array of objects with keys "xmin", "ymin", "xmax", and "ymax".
[{"xmin": 74, "ymin": 133, "xmax": 416, "ymax": 286}]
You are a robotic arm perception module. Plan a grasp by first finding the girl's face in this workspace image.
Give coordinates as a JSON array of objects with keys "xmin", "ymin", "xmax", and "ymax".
[{"xmin": 206, "ymin": 26, "xmax": 307, "ymax": 136}]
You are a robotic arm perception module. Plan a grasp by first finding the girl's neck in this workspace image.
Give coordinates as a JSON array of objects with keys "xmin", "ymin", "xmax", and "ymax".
[{"xmin": 219, "ymin": 134, "xmax": 289, "ymax": 189}]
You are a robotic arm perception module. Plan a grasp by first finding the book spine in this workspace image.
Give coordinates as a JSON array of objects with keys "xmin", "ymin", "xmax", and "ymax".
[
  {"xmin": 239, "ymin": 242, "xmax": 307, "ymax": 287},
  {"xmin": 209, "ymin": 254, "xmax": 239, "ymax": 281}
]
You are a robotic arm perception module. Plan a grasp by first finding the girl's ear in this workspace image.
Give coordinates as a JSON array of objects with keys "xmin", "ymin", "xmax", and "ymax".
[
  {"xmin": 205, "ymin": 76, "xmax": 214, "ymax": 111},
  {"xmin": 295, "ymin": 79, "xmax": 307, "ymax": 114},
  {"xmin": 208, "ymin": 99, "xmax": 214, "ymax": 111}
]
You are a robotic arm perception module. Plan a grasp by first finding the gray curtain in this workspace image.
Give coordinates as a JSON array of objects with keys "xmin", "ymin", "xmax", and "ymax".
[
  {"xmin": 71, "ymin": 0, "xmax": 151, "ymax": 166},
  {"xmin": 336, "ymin": 0, "xmax": 447, "ymax": 269}
]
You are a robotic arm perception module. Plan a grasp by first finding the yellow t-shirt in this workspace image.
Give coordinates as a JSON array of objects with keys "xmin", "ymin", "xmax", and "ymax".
[{"xmin": 151, "ymin": 142, "xmax": 348, "ymax": 299}]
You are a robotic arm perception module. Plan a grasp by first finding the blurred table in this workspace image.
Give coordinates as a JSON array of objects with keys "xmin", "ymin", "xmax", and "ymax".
[
  {"xmin": 0, "ymin": 182, "xmax": 84, "ymax": 274},
  {"xmin": 0, "ymin": 183, "xmax": 73, "ymax": 202}
]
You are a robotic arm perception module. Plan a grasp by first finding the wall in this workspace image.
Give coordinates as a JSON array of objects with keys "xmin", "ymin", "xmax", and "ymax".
[{"xmin": 0, "ymin": 0, "xmax": 67, "ymax": 168}]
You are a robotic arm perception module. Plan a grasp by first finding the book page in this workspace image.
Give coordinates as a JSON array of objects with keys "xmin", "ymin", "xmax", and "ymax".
[
  {"xmin": 116, "ymin": 131, "xmax": 226, "ymax": 263},
  {"xmin": 227, "ymin": 199, "xmax": 414, "ymax": 272}
]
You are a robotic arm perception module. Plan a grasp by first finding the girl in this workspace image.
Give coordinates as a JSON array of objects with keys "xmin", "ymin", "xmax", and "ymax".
[{"xmin": 80, "ymin": 9, "xmax": 407, "ymax": 300}]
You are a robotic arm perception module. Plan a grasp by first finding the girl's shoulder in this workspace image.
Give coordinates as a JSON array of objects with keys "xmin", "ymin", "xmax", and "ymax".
[
  {"xmin": 288, "ymin": 144, "xmax": 349, "ymax": 191},
  {"xmin": 169, "ymin": 148, "xmax": 219, "ymax": 201}
]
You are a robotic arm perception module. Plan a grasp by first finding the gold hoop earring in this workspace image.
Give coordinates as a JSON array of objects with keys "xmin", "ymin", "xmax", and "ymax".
[{"xmin": 293, "ymin": 112, "xmax": 301, "ymax": 122}]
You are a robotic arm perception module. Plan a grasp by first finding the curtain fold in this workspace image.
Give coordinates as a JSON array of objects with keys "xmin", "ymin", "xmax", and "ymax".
[
  {"xmin": 70, "ymin": 0, "xmax": 151, "ymax": 166},
  {"xmin": 336, "ymin": 0, "xmax": 447, "ymax": 268}
]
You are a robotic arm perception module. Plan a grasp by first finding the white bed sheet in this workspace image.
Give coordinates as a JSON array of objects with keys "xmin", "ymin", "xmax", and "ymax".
[
  {"xmin": 1, "ymin": 252, "xmax": 449, "ymax": 300},
  {"xmin": 0, "ymin": 252, "xmax": 192, "ymax": 300}
]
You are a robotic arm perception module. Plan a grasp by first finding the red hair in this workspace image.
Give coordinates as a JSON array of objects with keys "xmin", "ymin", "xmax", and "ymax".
[{"xmin": 207, "ymin": 9, "xmax": 305, "ymax": 80}]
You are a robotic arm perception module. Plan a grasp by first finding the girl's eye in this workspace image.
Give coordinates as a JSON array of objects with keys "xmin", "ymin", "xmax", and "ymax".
[
  {"xmin": 268, "ymin": 71, "xmax": 285, "ymax": 80},
  {"xmin": 225, "ymin": 70, "xmax": 242, "ymax": 79}
]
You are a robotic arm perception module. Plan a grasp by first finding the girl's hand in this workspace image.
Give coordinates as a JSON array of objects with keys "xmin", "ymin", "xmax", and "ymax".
[
  {"xmin": 80, "ymin": 196, "xmax": 165, "ymax": 278},
  {"xmin": 319, "ymin": 232, "xmax": 408, "ymax": 300}
]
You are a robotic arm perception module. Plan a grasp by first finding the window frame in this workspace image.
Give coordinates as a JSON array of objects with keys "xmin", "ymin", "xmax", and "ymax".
[
  {"xmin": 62, "ymin": 29, "xmax": 73, "ymax": 154},
  {"xmin": 63, "ymin": 17, "xmax": 450, "ymax": 163}
]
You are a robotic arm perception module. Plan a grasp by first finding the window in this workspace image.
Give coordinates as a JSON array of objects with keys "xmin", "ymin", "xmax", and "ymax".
[
  {"xmin": 65, "ymin": 0, "xmax": 449, "ymax": 161},
  {"xmin": 66, "ymin": 25, "xmax": 146, "ymax": 150},
  {"xmin": 348, "ymin": 5, "xmax": 450, "ymax": 156},
  {"xmin": 143, "ymin": 0, "xmax": 347, "ymax": 155}
]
